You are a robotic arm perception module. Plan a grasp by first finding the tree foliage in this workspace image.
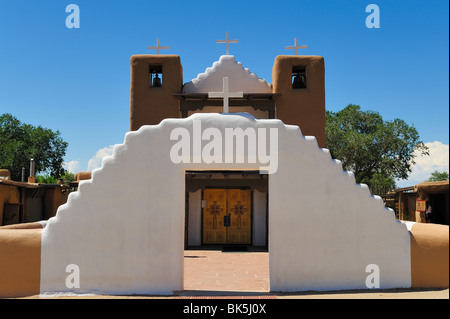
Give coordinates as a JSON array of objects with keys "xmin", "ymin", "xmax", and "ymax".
[
  {"xmin": 427, "ymin": 170, "xmax": 449, "ymax": 182},
  {"xmin": 326, "ymin": 105, "xmax": 429, "ymax": 193},
  {"xmin": 0, "ymin": 113, "xmax": 68, "ymax": 181}
]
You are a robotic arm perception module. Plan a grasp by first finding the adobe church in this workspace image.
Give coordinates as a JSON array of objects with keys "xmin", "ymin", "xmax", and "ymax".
[
  {"xmin": 0, "ymin": 37, "xmax": 448, "ymax": 297},
  {"xmin": 129, "ymin": 49, "xmax": 325, "ymax": 247}
]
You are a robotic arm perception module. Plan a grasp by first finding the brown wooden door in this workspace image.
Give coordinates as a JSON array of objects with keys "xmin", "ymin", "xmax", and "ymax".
[
  {"xmin": 227, "ymin": 189, "xmax": 251, "ymax": 244},
  {"xmin": 202, "ymin": 189, "xmax": 251, "ymax": 245},
  {"xmin": 203, "ymin": 189, "xmax": 227, "ymax": 244}
]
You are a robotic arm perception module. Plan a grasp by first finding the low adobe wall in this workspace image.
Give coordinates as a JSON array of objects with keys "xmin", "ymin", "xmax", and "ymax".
[
  {"xmin": 0, "ymin": 216, "xmax": 449, "ymax": 297},
  {"xmin": 74, "ymin": 172, "xmax": 91, "ymax": 181},
  {"xmin": 0, "ymin": 221, "xmax": 46, "ymax": 230},
  {"xmin": 0, "ymin": 228, "xmax": 42, "ymax": 297},
  {"xmin": 410, "ymin": 222, "xmax": 449, "ymax": 288}
]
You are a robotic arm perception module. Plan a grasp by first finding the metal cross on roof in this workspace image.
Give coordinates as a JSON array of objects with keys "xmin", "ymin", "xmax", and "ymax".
[
  {"xmin": 208, "ymin": 77, "xmax": 243, "ymax": 114},
  {"xmin": 285, "ymin": 37, "xmax": 308, "ymax": 55},
  {"xmin": 216, "ymin": 32, "xmax": 239, "ymax": 55},
  {"xmin": 147, "ymin": 38, "xmax": 170, "ymax": 55}
]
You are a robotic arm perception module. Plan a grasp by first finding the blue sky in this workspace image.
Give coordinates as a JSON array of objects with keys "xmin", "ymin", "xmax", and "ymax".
[{"xmin": 0, "ymin": 0, "xmax": 448, "ymax": 187}]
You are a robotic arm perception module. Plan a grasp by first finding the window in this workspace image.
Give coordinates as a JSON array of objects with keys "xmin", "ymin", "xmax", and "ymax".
[
  {"xmin": 149, "ymin": 65, "xmax": 163, "ymax": 88},
  {"xmin": 292, "ymin": 66, "xmax": 306, "ymax": 89}
]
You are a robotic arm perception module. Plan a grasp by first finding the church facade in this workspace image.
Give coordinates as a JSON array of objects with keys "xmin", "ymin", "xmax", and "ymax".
[
  {"xmin": 0, "ymin": 51, "xmax": 448, "ymax": 297},
  {"xmin": 130, "ymin": 54, "xmax": 325, "ymax": 247},
  {"xmin": 130, "ymin": 54, "xmax": 326, "ymax": 147}
]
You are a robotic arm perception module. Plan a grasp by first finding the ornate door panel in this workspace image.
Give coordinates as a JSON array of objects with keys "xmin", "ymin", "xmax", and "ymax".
[
  {"xmin": 227, "ymin": 189, "xmax": 251, "ymax": 244},
  {"xmin": 202, "ymin": 189, "xmax": 251, "ymax": 245},
  {"xmin": 203, "ymin": 189, "xmax": 227, "ymax": 244}
]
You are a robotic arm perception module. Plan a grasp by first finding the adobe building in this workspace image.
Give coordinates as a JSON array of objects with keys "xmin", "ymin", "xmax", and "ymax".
[
  {"xmin": 386, "ymin": 180, "xmax": 449, "ymax": 225},
  {"xmin": 130, "ymin": 54, "xmax": 326, "ymax": 148},
  {"xmin": 0, "ymin": 170, "xmax": 69, "ymax": 226},
  {"xmin": 0, "ymin": 50, "xmax": 448, "ymax": 297},
  {"xmin": 130, "ymin": 54, "xmax": 325, "ymax": 248}
]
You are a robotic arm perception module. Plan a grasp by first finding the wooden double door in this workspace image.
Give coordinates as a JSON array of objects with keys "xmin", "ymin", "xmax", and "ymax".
[{"xmin": 203, "ymin": 189, "xmax": 251, "ymax": 245}]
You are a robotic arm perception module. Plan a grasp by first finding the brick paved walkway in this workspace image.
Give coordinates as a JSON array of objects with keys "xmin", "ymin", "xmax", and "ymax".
[{"xmin": 181, "ymin": 249, "xmax": 271, "ymax": 297}]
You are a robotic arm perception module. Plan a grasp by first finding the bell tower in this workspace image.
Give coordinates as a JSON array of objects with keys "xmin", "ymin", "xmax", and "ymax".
[
  {"xmin": 130, "ymin": 55, "xmax": 183, "ymax": 131},
  {"xmin": 272, "ymin": 55, "xmax": 326, "ymax": 148}
]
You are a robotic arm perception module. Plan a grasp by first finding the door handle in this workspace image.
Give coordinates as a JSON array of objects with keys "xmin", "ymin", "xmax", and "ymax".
[{"xmin": 224, "ymin": 215, "xmax": 231, "ymax": 227}]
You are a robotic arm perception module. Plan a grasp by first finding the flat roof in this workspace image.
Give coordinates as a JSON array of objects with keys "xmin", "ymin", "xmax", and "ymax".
[{"xmin": 0, "ymin": 178, "xmax": 69, "ymax": 189}]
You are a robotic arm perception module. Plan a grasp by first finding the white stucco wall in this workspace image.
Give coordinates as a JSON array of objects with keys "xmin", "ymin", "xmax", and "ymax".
[
  {"xmin": 188, "ymin": 190, "xmax": 202, "ymax": 246},
  {"xmin": 182, "ymin": 55, "xmax": 272, "ymax": 94},
  {"xmin": 268, "ymin": 131, "xmax": 411, "ymax": 291},
  {"xmin": 253, "ymin": 190, "xmax": 267, "ymax": 246},
  {"xmin": 40, "ymin": 113, "xmax": 410, "ymax": 295},
  {"xmin": 188, "ymin": 106, "xmax": 270, "ymax": 119}
]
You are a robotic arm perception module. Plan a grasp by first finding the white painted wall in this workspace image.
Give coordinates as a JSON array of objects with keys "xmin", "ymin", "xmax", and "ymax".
[
  {"xmin": 40, "ymin": 113, "xmax": 411, "ymax": 295},
  {"xmin": 253, "ymin": 190, "xmax": 267, "ymax": 246},
  {"xmin": 40, "ymin": 121, "xmax": 187, "ymax": 296},
  {"xmin": 188, "ymin": 190, "xmax": 202, "ymax": 246},
  {"xmin": 182, "ymin": 55, "xmax": 272, "ymax": 94},
  {"xmin": 268, "ymin": 131, "xmax": 410, "ymax": 291},
  {"xmin": 188, "ymin": 106, "xmax": 270, "ymax": 119}
]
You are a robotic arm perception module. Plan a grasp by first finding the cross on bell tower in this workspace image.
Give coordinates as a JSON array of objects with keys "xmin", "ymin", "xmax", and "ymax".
[
  {"xmin": 147, "ymin": 38, "xmax": 170, "ymax": 54},
  {"xmin": 285, "ymin": 37, "xmax": 308, "ymax": 55}
]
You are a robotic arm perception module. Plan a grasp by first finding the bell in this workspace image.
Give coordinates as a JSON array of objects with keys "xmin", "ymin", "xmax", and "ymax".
[
  {"xmin": 292, "ymin": 74, "xmax": 306, "ymax": 89},
  {"xmin": 152, "ymin": 73, "xmax": 162, "ymax": 87}
]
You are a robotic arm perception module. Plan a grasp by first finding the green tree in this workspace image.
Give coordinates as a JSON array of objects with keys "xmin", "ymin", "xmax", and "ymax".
[
  {"xmin": 35, "ymin": 170, "xmax": 75, "ymax": 185},
  {"xmin": 367, "ymin": 172, "xmax": 397, "ymax": 196},
  {"xmin": 36, "ymin": 174, "xmax": 59, "ymax": 184},
  {"xmin": 60, "ymin": 170, "xmax": 75, "ymax": 185},
  {"xmin": 427, "ymin": 170, "xmax": 449, "ymax": 182},
  {"xmin": 326, "ymin": 104, "xmax": 429, "ymax": 194},
  {"xmin": 0, "ymin": 113, "xmax": 68, "ymax": 181}
]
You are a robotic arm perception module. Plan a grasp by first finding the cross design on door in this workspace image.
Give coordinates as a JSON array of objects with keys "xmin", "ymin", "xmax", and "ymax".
[
  {"xmin": 231, "ymin": 201, "xmax": 248, "ymax": 229},
  {"xmin": 207, "ymin": 201, "xmax": 223, "ymax": 229}
]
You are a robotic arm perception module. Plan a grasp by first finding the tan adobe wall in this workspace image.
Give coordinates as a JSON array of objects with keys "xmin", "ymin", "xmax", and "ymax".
[
  {"xmin": 0, "ymin": 222, "xmax": 45, "ymax": 229},
  {"xmin": 130, "ymin": 55, "xmax": 183, "ymax": 131},
  {"xmin": 0, "ymin": 228, "xmax": 41, "ymax": 297},
  {"xmin": 75, "ymin": 171, "xmax": 91, "ymax": 181},
  {"xmin": 1, "ymin": 183, "xmax": 68, "ymax": 225},
  {"xmin": 0, "ymin": 169, "xmax": 11, "ymax": 180},
  {"xmin": 410, "ymin": 222, "xmax": 449, "ymax": 288},
  {"xmin": 272, "ymin": 55, "xmax": 326, "ymax": 148},
  {"xmin": 43, "ymin": 188, "xmax": 68, "ymax": 220},
  {"xmin": 0, "ymin": 184, "xmax": 20, "ymax": 225},
  {"xmin": 130, "ymin": 55, "xmax": 326, "ymax": 148}
]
